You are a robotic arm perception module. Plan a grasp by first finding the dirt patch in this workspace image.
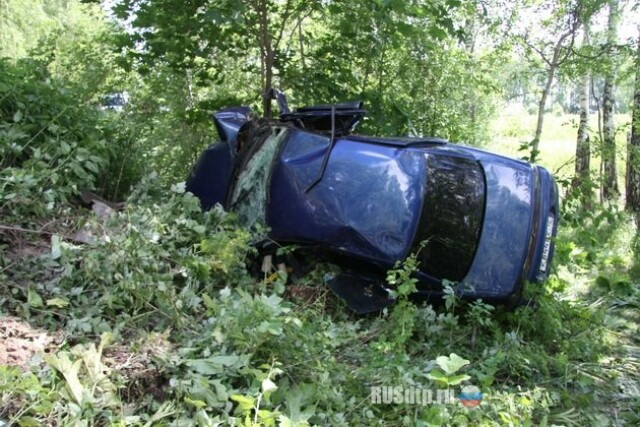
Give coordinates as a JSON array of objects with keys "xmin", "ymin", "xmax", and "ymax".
[
  {"xmin": 104, "ymin": 332, "xmax": 172, "ymax": 402},
  {"xmin": 0, "ymin": 316, "xmax": 61, "ymax": 370}
]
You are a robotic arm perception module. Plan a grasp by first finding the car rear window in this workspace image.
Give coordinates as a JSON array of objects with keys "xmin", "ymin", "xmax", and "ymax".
[{"xmin": 413, "ymin": 154, "xmax": 486, "ymax": 282}]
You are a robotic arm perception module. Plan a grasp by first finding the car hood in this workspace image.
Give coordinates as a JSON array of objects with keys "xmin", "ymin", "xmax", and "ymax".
[{"xmin": 461, "ymin": 158, "xmax": 535, "ymax": 300}]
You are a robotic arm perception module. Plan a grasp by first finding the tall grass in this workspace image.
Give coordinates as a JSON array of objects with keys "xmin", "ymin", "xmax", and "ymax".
[{"xmin": 489, "ymin": 110, "xmax": 631, "ymax": 194}]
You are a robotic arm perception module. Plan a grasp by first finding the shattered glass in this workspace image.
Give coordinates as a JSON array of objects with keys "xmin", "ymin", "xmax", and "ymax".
[{"xmin": 228, "ymin": 127, "xmax": 289, "ymax": 230}]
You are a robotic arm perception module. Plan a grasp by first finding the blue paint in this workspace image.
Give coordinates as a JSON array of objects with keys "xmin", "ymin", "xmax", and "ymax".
[{"xmin": 186, "ymin": 102, "xmax": 559, "ymax": 304}]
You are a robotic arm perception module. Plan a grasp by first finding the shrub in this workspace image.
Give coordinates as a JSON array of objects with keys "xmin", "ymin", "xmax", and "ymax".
[{"xmin": 0, "ymin": 59, "xmax": 109, "ymax": 219}]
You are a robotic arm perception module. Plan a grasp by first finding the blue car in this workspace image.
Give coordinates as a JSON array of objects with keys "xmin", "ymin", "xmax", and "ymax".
[{"xmin": 186, "ymin": 92, "xmax": 558, "ymax": 312}]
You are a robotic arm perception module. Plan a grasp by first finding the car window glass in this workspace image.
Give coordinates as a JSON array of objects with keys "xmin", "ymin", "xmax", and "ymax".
[{"xmin": 413, "ymin": 154, "xmax": 486, "ymax": 281}]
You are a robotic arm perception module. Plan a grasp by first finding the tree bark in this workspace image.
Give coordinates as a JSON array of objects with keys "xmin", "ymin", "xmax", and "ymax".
[
  {"xmin": 573, "ymin": 25, "xmax": 591, "ymax": 205},
  {"xmin": 531, "ymin": 64, "xmax": 556, "ymax": 162},
  {"xmin": 626, "ymin": 27, "xmax": 640, "ymax": 211},
  {"xmin": 254, "ymin": 0, "xmax": 274, "ymax": 118},
  {"xmin": 529, "ymin": 29, "xmax": 575, "ymax": 162},
  {"xmin": 253, "ymin": 0, "xmax": 294, "ymax": 118},
  {"xmin": 601, "ymin": 0, "xmax": 619, "ymax": 201}
]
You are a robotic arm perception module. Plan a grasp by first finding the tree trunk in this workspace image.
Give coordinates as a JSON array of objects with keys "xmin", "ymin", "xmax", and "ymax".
[
  {"xmin": 530, "ymin": 31, "xmax": 572, "ymax": 162},
  {"xmin": 253, "ymin": 0, "xmax": 294, "ymax": 118},
  {"xmin": 254, "ymin": 0, "xmax": 273, "ymax": 118},
  {"xmin": 626, "ymin": 27, "xmax": 640, "ymax": 212},
  {"xmin": 531, "ymin": 65, "xmax": 555, "ymax": 162},
  {"xmin": 601, "ymin": 0, "xmax": 619, "ymax": 201},
  {"xmin": 573, "ymin": 25, "xmax": 591, "ymax": 204}
]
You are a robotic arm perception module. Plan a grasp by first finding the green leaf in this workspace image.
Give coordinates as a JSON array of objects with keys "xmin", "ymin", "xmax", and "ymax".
[
  {"xmin": 84, "ymin": 161, "xmax": 99, "ymax": 174},
  {"xmin": 435, "ymin": 353, "xmax": 470, "ymax": 375},
  {"xmin": 171, "ymin": 182, "xmax": 186, "ymax": 193},
  {"xmin": 28, "ymin": 288, "xmax": 44, "ymax": 308},
  {"xmin": 46, "ymin": 297, "xmax": 70, "ymax": 308},
  {"xmin": 60, "ymin": 141, "xmax": 71, "ymax": 155},
  {"xmin": 184, "ymin": 355, "xmax": 245, "ymax": 375},
  {"xmin": 262, "ymin": 378, "xmax": 277, "ymax": 393},
  {"xmin": 209, "ymin": 355, "xmax": 244, "ymax": 366},
  {"xmin": 278, "ymin": 415, "xmax": 294, "ymax": 427},
  {"xmin": 231, "ymin": 394, "xmax": 255, "ymax": 412},
  {"xmin": 185, "ymin": 397, "xmax": 207, "ymax": 409},
  {"xmin": 45, "ymin": 353, "xmax": 85, "ymax": 405},
  {"xmin": 186, "ymin": 359, "xmax": 222, "ymax": 375},
  {"xmin": 426, "ymin": 368, "xmax": 448, "ymax": 385},
  {"xmin": 446, "ymin": 373, "xmax": 471, "ymax": 386},
  {"xmin": 13, "ymin": 110, "xmax": 22, "ymax": 122},
  {"xmin": 51, "ymin": 235, "xmax": 61, "ymax": 260},
  {"xmin": 17, "ymin": 416, "xmax": 40, "ymax": 427},
  {"xmin": 70, "ymin": 162, "xmax": 86, "ymax": 179},
  {"xmin": 282, "ymin": 383, "xmax": 316, "ymax": 424}
]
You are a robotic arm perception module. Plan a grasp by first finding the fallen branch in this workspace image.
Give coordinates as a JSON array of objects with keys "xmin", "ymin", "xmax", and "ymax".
[
  {"xmin": 0, "ymin": 224, "xmax": 89, "ymax": 245},
  {"xmin": 0, "ymin": 224, "xmax": 55, "ymax": 236}
]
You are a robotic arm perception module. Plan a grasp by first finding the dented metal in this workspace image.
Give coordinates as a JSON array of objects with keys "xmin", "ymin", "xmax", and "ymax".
[{"xmin": 186, "ymin": 94, "xmax": 559, "ymax": 311}]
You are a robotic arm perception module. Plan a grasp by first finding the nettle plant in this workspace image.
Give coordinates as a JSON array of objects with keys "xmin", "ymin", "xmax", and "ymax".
[
  {"xmin": 0, "ymin": 161, "xmax": 626, "ymax": 426},
  {"xmin": 0, "ymin": 59, "xmax": 110, "ymax": 219},
  {"xmin": 16, "ymin": 181, "xmax": 253, "ymax": 335}
]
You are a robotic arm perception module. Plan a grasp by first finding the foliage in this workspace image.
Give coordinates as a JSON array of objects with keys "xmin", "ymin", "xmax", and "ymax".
[
  {"xmin": 110, "ymin": 0, "xmax": 497, "ymax": 143},
  {"xmin": 0, "ymin": 0, "xmax": 95, "ymax": 60},
  {"xmin": 0, "ymin": 365, "xmax": 56, "ymax": 423},
  {"xmin": 109, "ymin": 66, "xmax": 223, "ymax": 188},
  {"xmin": 3, "ymin": 175, "xmax": 638, "ymax": 425},
  {"xmin": 0, "ymin": 58, "xmax": 110, "ymax": 219},
  {"xmin": 1, "ymin": 0, "xmax": 640, "ymax": 426},
  {"xmin": 29, "ymin": 4, "xmax": 128, "ymax": 105},
  {"xmin": 3, "ymin": 180, "xmax": 252, "ymax": 335}
]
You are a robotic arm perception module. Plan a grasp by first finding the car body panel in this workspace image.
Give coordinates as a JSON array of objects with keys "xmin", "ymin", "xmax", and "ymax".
[
  {"xmin": 186, "ymin": 102, "xmax": 559, "ymax": 308},
  {"xmin": 187, "ymin": 107, "xmax": 252, "ymax": 211},
  {"xmin": 460, "ymin": 160, "xmax": 534, "ymax": 298},
  {"xmin": 268, "ymin": 130, "xmax": 426, "ymax": 262}
]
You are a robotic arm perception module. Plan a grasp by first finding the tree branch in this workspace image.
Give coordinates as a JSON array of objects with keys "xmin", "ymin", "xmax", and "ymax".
[
  {"xmin": 0, "ymin": 225, "xmax": 55, "ymax": 236},
  {"xmin": 522, "ymin": 37, "xmax": 554, "ymax": 67},
  {"xmin": 273, "ymin": 0, "xmax": 293, "ymax": 51}
]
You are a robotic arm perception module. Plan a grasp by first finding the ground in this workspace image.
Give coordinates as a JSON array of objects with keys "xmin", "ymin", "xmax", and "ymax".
[
  {"xmin": 0, "ymin": 316, "xmax": 60, "ymax": 370},
  {"xmin": 0, "ymin": 113, "xmax": 639, "ymax": 425}
]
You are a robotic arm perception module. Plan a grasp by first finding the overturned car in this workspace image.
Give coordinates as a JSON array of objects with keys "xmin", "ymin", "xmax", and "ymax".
[{"xmin": 186, "ymin": 92, "xmax": 558, "ymax": 312}]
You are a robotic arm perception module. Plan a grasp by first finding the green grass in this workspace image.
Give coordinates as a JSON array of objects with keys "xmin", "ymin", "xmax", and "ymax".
[
  {"xmin": 488, "ymin": 111, "xmax": 631, "ymax": 189},
  {"xmin": 2, "ymin": 183, "xmax": 640, "ymax": 426},
  {"xmin": 1, "ymin": 99, "xmax": 639, "ymax": 425}
]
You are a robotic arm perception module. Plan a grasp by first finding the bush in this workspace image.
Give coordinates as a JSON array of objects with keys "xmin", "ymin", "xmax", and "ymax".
[
  {"xmin": 0, "ymin": 58, "xmax": 110, "ymax": 219},
  {"xmin": 0, "ymin": 176, "xmax": 631, "ymax": 425}
]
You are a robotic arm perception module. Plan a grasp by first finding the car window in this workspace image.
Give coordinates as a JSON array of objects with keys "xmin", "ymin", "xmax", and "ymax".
[
  {"xmin": 413, "ymin": 154, "xmax": 486, "ymax": 282},
  {"xmin": 228, "ymin": 127, "xmax": 288, "ymax": 230}
]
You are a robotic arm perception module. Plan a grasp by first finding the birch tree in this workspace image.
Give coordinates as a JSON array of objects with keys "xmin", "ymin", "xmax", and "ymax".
[
  {"xmin": 626, "ymin": 26, "xmax": 640, "ymax": 212},
  {"xmin": 520, "ymin": 0, "xmax": 581, "ymax": 162},
  {"xmin": 601, "ymin": 0, "xmax": 620, "ymax": 200},
  {"xmin": 573, "ymin": 23, "xmax": 592, "ymax": 204}
]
